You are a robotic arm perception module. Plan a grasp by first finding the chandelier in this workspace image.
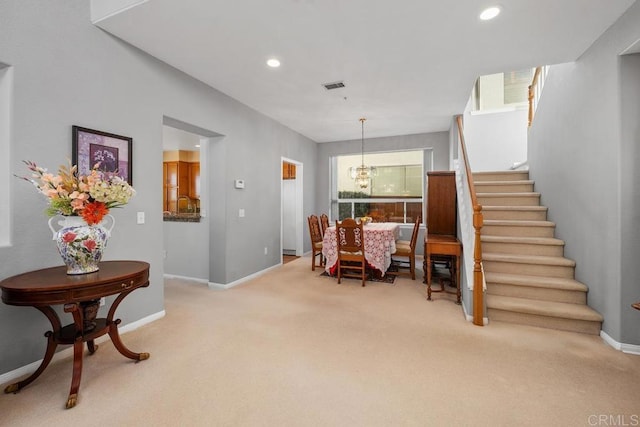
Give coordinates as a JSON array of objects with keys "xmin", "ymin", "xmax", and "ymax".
[{"xmin": 349, "ymin": 117, "xmax": 377, "ymax": 189}]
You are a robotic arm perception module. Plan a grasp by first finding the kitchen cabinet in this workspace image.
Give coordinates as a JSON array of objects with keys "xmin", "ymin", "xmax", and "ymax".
[
  {"xmin": 163, "ymin": 161, "xmax": 190, "ymax": 213},
  {"xmin": 282, "ymin": 162, "xmax": 296, "ymax": 180}
]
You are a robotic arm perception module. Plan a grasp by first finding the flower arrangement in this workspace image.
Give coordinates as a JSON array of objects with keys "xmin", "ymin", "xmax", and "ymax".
[{"xmin": 18, "ymin": 160, "xmax": 135, "ymax": 225}]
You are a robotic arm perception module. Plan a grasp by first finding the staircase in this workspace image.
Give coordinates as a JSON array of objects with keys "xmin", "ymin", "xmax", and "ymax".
[{"xmin": 474, "ymin": 170, "xmax": 603, "ymax": 335}]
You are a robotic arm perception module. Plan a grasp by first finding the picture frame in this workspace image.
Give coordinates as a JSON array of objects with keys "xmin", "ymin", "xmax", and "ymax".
[{"xmin": 72, "ymin": 126, "xmax": 133, "ymax": 185}]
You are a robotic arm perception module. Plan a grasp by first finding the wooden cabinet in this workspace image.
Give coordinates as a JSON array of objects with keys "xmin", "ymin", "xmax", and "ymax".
[
  {"xmin": 163, "ymin": 161, "xmax": 191, "ymax": 213},
  {"xmin": 424, "ymin": 171, "xmax": 461, "ymax": 302},
  {"xmin": 426, "ymin": 171, "xmax": 457, "ymax": 235},
  {"xmin": 282, "ymin": 162, "xmax": 296, "ymax": 180},
  {"xmin": 188, "ymin": 162, "xmax": 200, "ymax": 200}
]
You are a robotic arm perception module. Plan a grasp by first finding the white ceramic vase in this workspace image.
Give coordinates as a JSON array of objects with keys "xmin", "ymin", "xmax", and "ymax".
[{"xmin": 48, "ymin": 214, "xmax": 115, "ymax": 275}]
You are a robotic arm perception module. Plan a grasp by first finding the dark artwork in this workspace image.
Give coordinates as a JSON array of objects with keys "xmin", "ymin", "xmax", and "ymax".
[{"xmin": 89, "ymin": 144, "xmax": 119, "ymax": 173}]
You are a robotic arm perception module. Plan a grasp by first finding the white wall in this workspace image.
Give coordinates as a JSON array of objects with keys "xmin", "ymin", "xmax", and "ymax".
[{"xmin": 463, "ymin": 109, "xmax": 528, "ymax": 171}]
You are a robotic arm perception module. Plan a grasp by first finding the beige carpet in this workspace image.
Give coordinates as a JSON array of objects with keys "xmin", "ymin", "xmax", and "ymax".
[{"xmin": 1, "ymin": 256, "xmax": 639, "ymax": 426}]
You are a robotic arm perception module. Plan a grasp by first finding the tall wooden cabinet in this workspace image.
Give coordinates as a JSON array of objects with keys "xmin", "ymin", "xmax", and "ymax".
[
  {"xmin": 426, "ymin": 171, "xmax": 457, "ymax": 235},
  {"xmin": 424, "ymin": 171, "xmax": 461, "ymax": 303}
]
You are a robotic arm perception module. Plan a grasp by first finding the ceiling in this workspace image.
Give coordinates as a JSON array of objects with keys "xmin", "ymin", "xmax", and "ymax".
[{"xmin": 93, "ymin": 0, "xmax": 635, "ymax": 142}]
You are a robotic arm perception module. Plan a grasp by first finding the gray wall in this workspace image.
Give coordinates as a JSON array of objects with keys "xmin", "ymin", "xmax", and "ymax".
[
  {"xmin": 528, "ymin": 1, "xmax": 640, "ymax": 345},
  {"xmin": 620, "ymin": 52, "xmax": 640, "ymax": 344},
  {"xmin": 0, "ymin": 1, "xmax": 317, "ymax": 374}
]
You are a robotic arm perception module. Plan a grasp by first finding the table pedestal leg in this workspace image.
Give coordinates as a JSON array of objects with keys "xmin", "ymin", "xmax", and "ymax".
[
  {"xmin": 64, "ymin": 303, "xmax": 84, "ymax": 409},
  {"xmin": 106, "ymin": 290, "xmax": 150, "ymax": 362},
  {"xmin": 4, "ymin": 306, "xmax": 60, "ymax": 394}
]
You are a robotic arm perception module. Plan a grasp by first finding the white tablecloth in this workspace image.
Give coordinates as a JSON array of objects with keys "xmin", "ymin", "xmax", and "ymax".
[{"xmin": 322, "ymin": 222, "xmax": 400, "ymax": 276}]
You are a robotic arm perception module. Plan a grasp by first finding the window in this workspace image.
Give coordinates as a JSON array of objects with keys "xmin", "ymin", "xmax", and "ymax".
[
  {"xmin": 472, "ymin": 68, "xmax": 534, "ymax": 112},
  {"xmin": 331, "ymin": 150, "xmax": 424, "ymax": 224}
]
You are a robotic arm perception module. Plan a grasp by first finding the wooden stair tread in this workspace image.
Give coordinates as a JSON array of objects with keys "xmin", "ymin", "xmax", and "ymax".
[
  {"xmin": 477, "ymin": 192, "xmax": 540, "ymax": 197},
  {"xmin": 486, "ymin": 295, "xmax": 603, "ymax": 322},
  {"xmin": 473, "ymin": 170, "xmax": 529, "ymax": 179},
  {"xmin": 481, "ymin": 235, "xmax": 564, "ymax": 246},
  {"xmin": 483, "ymin": 206, "xmax": 547, "ymax": 211},
  {"xmin": 483, "ymin": 219, "xmax": 555, "ymax": 227},
  {"xmin": 476, "ymin": 180, "xmax": 535, "ymax": 186},
  {"xmin": 484, "ymin": 272, "xmax": 588, "ymax": 292},
  {"xmin": 484, "ymin": 252, "xmax": 576, "ymax": 267}
]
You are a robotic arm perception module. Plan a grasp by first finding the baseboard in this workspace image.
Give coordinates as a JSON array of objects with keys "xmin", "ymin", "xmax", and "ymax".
[
  {"xmin": 163, "ymin": 274, "xmax": 208, "ymax": 285},
  {"xmin": 0, "ymin": 309, "xmax": 166, "ymax": 386},
  {"xmin": 208, "ymin": 263, "xmax": 282, "ymax": 290},
  {"xmin": 600, "ymin": 330, "xmax": 640, "ymax": 355},
  {"xmin": 462, "ymin": 301, "xmax": 489, "ymax": 325}
]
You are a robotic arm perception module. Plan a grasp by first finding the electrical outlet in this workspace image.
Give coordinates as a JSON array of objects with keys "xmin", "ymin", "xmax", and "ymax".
[
  {"xmin": 137, "ymin": 211, "xmax": 145, "ymax": 224},
  {"xmin": 99, "ymin": 297, "xmax": 105, "ymax": 307},
  {"xmin": 264, "ymin": 247, "xmax": 268, "ymax": 255}
]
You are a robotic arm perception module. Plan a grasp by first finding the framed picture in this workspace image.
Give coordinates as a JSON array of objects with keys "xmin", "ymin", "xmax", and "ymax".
[{"xmin": 72, "ymin": 126, "xmax": 133, "ymax": 185}]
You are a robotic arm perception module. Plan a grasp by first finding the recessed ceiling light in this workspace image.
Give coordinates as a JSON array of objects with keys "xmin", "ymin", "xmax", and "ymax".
[
  {"xmin": 479, "ymin": 6, "xmax": 501, "ymax": 20},
  {"xmin": 266, "ymin": 58, "xmax": 281, "ymax": 68}
]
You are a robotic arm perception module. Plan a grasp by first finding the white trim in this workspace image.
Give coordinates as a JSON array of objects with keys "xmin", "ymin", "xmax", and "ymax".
[
  {"xmin": 163, "ymin": 274, "xmax": 208, "ymax": 285},
  {"xmin": 600, "ymin": 330, "xmax": 640, "ymax": 355},
  {"xmin": 0, "ymin": 65, "xmax": 12, "ymax": 248},
  {"xmin": 0, "ymin": 309, "xmax": 165, "ymax": 385},
  {"xmin": 208, "ymin": 263, "xmax": 281, "ymax": 290},
  {"xmin": 462, "ymin": 300, "xmax": 489, "ymax": 325}
]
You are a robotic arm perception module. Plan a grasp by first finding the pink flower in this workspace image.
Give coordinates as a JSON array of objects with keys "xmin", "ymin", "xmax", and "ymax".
[
  {"xmin": 83, "ymin": 240, "xmax": 97, "ymax": 251},
  {"xmin": 62, "ymin": 232, "xmax": 77, "ymax": 243}
]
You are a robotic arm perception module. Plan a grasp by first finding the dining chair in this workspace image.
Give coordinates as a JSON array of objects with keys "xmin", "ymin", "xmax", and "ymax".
[
  {"xmin": 390, "ymin": 216, "xmax": 421, "ymax": 280},
  {"xmin": 336, "ymin": 218, "xmax": 367, "ymax": 286},
  {"xmin": 320, "ymin": 213, "xmax": 330, "ymax": 236},
  {"xmin": 307, "ymin": 215, "xmax": 324, "ymax": 271}
]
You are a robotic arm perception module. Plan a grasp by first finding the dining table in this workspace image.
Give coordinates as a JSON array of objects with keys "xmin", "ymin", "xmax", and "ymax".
[{"xmin": 322, "ymin": 222, "xmax": 400, "ymax": 276}]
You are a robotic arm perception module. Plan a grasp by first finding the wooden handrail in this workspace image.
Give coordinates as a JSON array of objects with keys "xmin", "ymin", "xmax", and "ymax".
[
  {"xmin": 456, "ymin": 115, "xmax": 484, "ymax": 326},
  {"xmin": 528, "ymin": 66, "xmax": 543, "ymax": 127}
]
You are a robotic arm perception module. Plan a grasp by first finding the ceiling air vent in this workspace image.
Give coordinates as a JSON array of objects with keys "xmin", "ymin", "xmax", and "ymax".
[{"xmin": 322, "ymin": 81, "xmax": 345, "ymax": 90}]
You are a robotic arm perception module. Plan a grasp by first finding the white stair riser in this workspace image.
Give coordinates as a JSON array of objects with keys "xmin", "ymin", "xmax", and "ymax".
[
  {"xmin": 482, "ymin": 224, "xmax": 555, "ymax": 237},
  {"xmin": 477, "ymin": 195, "xmax": 540, "ymax": 206},
  {"xmin": 487, "ymin": 309, "xmax": 601, "ymax": 335},
  {"xmin": 475, "ymin": 183, "xmax": 534, "ymax": 193},
  {"xmin": 483, "ymin": 242, "xmax": 564, "ymax": 257},
  {"xmin": 484, "ymin": 260, "xmax": 575, "ymax": 278},
  {"xmin": 482, "ymin": 209, "xmax": 548, "ymax": 221},
  {"xmin": 486, "ymin": 283, "xmax": 586, "ymax": 304}
]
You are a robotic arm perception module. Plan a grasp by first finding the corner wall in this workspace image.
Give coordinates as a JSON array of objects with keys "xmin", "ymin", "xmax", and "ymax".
[{"xmin": 528, "ymin": 2, "xmax": 640, "ymax": 345}]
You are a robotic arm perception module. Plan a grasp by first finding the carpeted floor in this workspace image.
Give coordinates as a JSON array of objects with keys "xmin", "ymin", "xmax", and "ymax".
[{"xmin": 1, "ymin": 255, "xmax": 639, "ymax": 426}]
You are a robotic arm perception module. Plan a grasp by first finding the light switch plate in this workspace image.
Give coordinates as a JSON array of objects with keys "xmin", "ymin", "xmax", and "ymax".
[
  {"xmin": 239, "ymin": 208, "xmax": 245, "ymax": 218},
  {"xmin": 137, "ymin": 212, "xmax": 145, "ymax": 224}
]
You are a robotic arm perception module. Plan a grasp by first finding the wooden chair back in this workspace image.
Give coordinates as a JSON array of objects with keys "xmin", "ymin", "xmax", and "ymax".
[
  {"xmin": 320, "ymin": 214, "xmax": 330, "ymax": 236},
  {"xmin": 307, "ymin": 215, "xmax": 324, "ymax": 270},
  {"xmin": 390, "ymin": 216, "xmax": 421, "ymax": 280},
  {"xmin": 335, "ymin": 218, "xmax": 366, "ymax": 286}
]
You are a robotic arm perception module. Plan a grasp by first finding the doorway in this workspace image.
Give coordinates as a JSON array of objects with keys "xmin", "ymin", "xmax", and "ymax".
[{"xmin": 281, "ymin": 157, "xmax": 303, "ymax": 262}]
